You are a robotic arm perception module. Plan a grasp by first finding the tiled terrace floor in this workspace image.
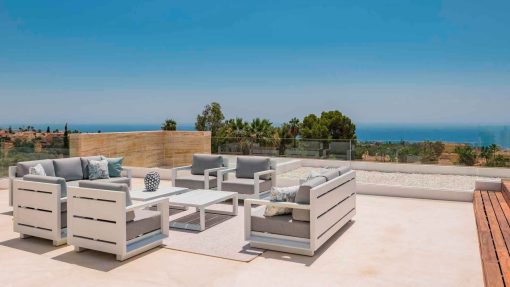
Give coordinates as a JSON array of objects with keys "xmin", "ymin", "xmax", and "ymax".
[{"xmin": 0, "ymin": 179, "xmax": 483, "ymax": 287}]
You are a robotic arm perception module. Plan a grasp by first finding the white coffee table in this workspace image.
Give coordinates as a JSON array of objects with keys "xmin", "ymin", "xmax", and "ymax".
[
  {"xmin": 169, "ymin": 189, "xmax": 238, "ymax": 231},
  {"xmin": 130, "ymin": 187, "xmax": 189, "ymax": 201}
]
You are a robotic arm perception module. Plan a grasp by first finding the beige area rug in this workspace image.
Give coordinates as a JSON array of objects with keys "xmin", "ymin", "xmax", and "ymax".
[{"xmin": 163, "ymin": 203, "xmax": 265, "ymax": 262}]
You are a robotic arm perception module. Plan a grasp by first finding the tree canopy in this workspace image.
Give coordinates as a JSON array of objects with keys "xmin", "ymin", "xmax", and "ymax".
[{"xmin": 195, "ymin": 102, "xmax": 225, "ymax": 137}]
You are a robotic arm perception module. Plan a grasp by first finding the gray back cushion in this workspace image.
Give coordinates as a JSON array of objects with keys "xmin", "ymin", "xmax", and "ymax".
[
  {"xmin": 16, "ymin": 159, "xmax": 56, "ymax": 177},
  {"xmin": 23, "ymin": 175, "xmax": 67, "ymax": 198},
  {"xmin": 78, "ymin": 181, "xmax": 134, "ymax": 221},
  {"xmin": 295, "ymin": 176, "xmax": 327, "ymax": 204},
  {"xmin": 236, "ymin": 157, "xmax": 271, "ymax": 180},
  {"xmin": 53, "ymin": 158, "xmax": 84, "ymax": 181},
  {"xmin": 80, "ymin": 156, "xmax": 103, "ymax": 179},
  {"xmin": 322, "ymin": 169, "xmax": 340, "ymax": 181},
  {"xmin": 338, "ymin": 166, "xmax": 351, "ymax": 175},
  {"xmin": 191, "ymin": 154, "xmax": 223, "ymax": 176},
  {"xmin": 78, "ymin": 181, "xmax": 132, "ymax": 206}
]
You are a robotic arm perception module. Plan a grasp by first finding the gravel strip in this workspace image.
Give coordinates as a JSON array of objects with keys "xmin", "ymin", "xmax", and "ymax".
[{"xmin": 279, "ymin": 167, "xmax": 498, "ymax": 191}]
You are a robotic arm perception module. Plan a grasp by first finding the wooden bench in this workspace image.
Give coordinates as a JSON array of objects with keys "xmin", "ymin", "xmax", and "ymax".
[{"xmin": 474, "ymin": 181, "xmax": 510, "ymax": 287}]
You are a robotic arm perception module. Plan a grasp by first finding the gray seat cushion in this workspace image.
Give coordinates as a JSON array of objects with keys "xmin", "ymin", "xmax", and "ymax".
[
  {"xmin": 16, "ymin": 159, "xmax": 56, "ymax": 177},
  {"xmin": 221, "ymin": 177, "xmax": 272, "ymax": 195},
  {"xmin": 53, "ymin": 158, "xmax": 84, "ymax": 181},
  {"xmin": 23, "ymin": 175, "xmax": 68, "ymax": 198},
  {"xmin": 175, "ymin": 174, "xmax": 217, "ymax": 190},
  {"xmin": 61, "ymin": 210, "xmax": 67, "ymax": 228},
  {"xmin": 126, "ymin": 209, "xmax": 161, "ymax": 241},
  {"xmin": 251, "ymin": 207, "xmax": 310, "ymax": 239},
  {"xmin": 80, "ymin": 156, "xmax": 104, "ymax": 179},
  {"xmin": 236, "ymin": 157, "xmax": 271, "ymax": 180},
  {"xmin": 191, "ymin": 154, "xmax": 223, "ymax": 176},
  {"xmin": 78, "ymin": 181, "xmax": 134, "ymax": 222}
]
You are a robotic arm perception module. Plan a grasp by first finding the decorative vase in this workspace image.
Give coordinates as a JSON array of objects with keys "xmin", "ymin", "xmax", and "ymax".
[{"xmin": 144, "ymin": 171, "xmax": 160, "ymax": 192}]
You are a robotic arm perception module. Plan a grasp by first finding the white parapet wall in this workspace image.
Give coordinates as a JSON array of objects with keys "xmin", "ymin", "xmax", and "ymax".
[
  {"xmin": 357, "ymin": 182, "xmax": 474, "ymax": 202},
  {"xmin": 280, "ymin": 157, "xmax": 508, "ymax": 202}
]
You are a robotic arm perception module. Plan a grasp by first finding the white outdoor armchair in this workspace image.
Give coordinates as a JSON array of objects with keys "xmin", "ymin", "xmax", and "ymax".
[
  {"xmin": 172, "ymin": 154, "xmax": 228, "ymax": 190},
  {"xmin": 67, "ymin": 182, "xmax": 169, "ymax": 261},
  {"xmin": 217, "ymin": 156, "xmax": 277, "ymax": 200}
]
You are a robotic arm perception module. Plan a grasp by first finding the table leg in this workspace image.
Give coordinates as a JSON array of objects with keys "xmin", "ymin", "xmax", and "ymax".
[
  {"xmin": 199, "ymin": 208, "xmax": 206, "ymax": 231},
  {"xmin": 232, "ymin": 194, "xmax": 238, "ymax": 215}
]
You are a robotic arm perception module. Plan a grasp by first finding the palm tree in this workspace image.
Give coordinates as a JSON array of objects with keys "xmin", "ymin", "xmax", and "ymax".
[
  {"xmin": 246, "ymin": 118, "xmax": 275, "ymax": 146},
  {"xmin": 218, "ymin": 118, "xmax": 249, "ymax": 154},
  {"xmin": 288, "ymin": 117, "xmax": 300, "ymax": 147}
]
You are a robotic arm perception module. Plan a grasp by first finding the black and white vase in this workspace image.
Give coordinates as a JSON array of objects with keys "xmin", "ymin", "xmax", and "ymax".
[{"xmin": 144, "ymin": 171, "xmax": 160, "ymax": 192}]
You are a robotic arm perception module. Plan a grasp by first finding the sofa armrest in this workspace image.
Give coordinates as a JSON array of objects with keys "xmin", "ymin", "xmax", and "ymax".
[
  {"xmin": 217, "ymin": 168, "xmax": 237, "ymax": 190},
  {"xmin": 121, "ymin": 168, "xmax": 133, "ymax": 179},
  {"xmin": 245, "ymin": 198, "xmax": 310, "ymax": 210},
  {"xmin": 171, "ymin": 165, "xmax": 192, "ymax": 187},
  {"xmin": 204, "ymin": 167, "xmax": 228, "ymax": 189}
]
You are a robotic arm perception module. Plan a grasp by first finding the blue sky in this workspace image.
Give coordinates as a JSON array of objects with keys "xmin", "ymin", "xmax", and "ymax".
[{"xmin": 0, "ymin": 0, "xmax": 509, "ymax": 125}]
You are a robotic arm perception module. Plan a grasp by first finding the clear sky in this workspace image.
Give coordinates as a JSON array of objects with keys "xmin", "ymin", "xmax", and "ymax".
[{"xmin": 1, "ymin": 0, "xmax": 509, "ymax": 125}]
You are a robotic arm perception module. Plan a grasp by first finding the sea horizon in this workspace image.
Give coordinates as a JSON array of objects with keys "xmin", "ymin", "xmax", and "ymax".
[{"xmin": 2, "ymin": 123, "xmax": 509, "ymax": 148}]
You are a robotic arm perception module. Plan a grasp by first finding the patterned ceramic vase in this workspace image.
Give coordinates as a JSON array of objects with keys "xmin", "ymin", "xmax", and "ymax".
[{"xmin": 144, "ymin": 171, "xmax": 160, "ymax": 192}]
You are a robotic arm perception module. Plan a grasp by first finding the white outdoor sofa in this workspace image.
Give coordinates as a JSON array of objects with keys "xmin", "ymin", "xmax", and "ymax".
[
  {"xmin": 244, "ymin": 169, "xmax": 356, "ymax": 256},
  {"xmin": 172, "ymin": 154, "xmax": 228, "ymax": 190},
  {"xmin": 8, "ymin": 156, "xmax": 132, "ymax": 206},
  {"xmin": 67, "ymin": 182, "xmax": 169, "ymax": 261},
  {"xmin": 13, "ymin": 175, "xmax": 69, "ymax": 246},
  {"xmin": 218, "ymin": 156, "xmax": 277, "ymax": 200}
]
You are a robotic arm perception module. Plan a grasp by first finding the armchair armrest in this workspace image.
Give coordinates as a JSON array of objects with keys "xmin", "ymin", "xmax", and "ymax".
[
  {"xmin": 245, "ymin": 199, "xmax": 310, "ymax": 210},
  {"xmin": 217, "ymin": 168, "xmax": 237, "ymax": 191},
  {"xmin": 126, "ymin": 197, "xmax": 169, "ymax": 212},
  {"xmin": 254, "ymin": 169, "xmax": 277, "ymax": 193},
  {"xmin": 8, "ymin": 166, "xmax": 17, "ymax": 178},
  {"xmin": 204, "ymin": 167, "xmax": 228, "ymax": 189},
  {"xmin": 171, "ymin": 165, "xmax": 192, "ymax": 187}
]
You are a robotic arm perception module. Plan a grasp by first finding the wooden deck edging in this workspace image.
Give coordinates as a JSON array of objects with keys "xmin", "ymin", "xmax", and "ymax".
[{"xmin": 474, "ymin": 184, "xmax": 510, "ymax": 287}]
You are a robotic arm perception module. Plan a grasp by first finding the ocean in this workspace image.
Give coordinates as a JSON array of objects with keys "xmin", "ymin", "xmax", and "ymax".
[{"xmin": 3, "ymin": 123, "xmax": 510, "ymax": 148}]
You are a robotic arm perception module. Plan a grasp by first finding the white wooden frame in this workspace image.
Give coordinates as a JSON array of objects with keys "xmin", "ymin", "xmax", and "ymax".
[
  {"xmin": 171, "ymin": 165, "xmax": 227, "ymax": 190},
  {"xmin": 217, "ymin": 168, "xmax": 277, "ymax": 200},
  {"xmin": 244, "ymin": 171, "xmax": 356, "ymax": 256},
  {"xmin": 8, "ymin": 165, "xmax": 133, "ymax": 207},
  {"xmin": 67, "ymin": 186, "xmax": 169, "ymax": 261},
  {"xmin": 12, "ymin": 179, "xmax": 67, "ymax": 246}
]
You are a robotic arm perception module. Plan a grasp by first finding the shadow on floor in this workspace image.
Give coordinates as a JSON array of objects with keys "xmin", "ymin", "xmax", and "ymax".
[
  {"xmin": 170, "ymin": 212, "xmax": 234, "ymax": 234},
  {"xmin": 0, "ymin": 210, "xmax": 13, "ymax": 216},
  {"xmin": 260, "ymin": 220, "xmax": 355, "ymax": 267},
  {"xmin": 0, "ymin": 236, "xmax": 67, "ymax": 255},
  {"xmin": 52, "ymin": 248, "xmax": 158, "ymax": 272}
]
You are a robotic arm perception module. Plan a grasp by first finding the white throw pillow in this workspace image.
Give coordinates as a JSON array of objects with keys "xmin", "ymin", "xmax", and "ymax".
[
  {"xmin": 29, "ymin": 164, "xmax": 46, "ymax": 176},
  {"xmin": 264, "ymin": 185, "xmax": 300, "ymax": 217},
  {"xmin": 88, "ymin": 159, "xmax": 110, "ymax": 180}
]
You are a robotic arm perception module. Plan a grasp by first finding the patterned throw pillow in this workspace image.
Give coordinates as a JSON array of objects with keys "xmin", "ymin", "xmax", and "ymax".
[
  {"xmin": 264, "ymin": 185, "xmax": 300, "ymax": 217},
  {"xmin": 29, "ymin": 164, "xmax": 46, "ymax": 176},
  {"xmin": 88, "ymin": 159, "xmax": 110, "ymax": 180}
]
